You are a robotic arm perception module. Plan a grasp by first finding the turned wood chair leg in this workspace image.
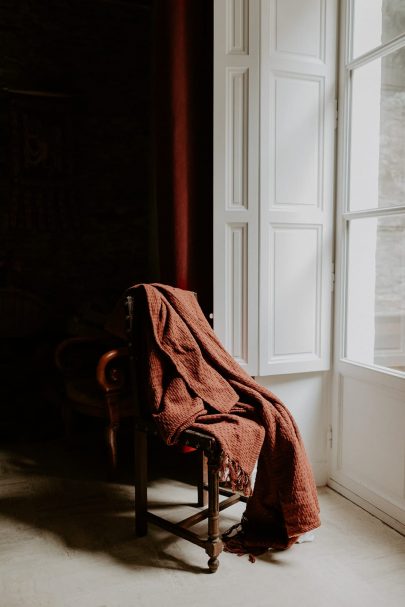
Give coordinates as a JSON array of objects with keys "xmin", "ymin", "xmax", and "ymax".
[
  {"xmin": 106, "ymin": 395, "xmax": 121, "ymax": 468},
  {"xmin": 106, "ymin": 423, "xmax": 119, "ymax": 469},
  {"xmin": 135, "ymin": 429, "xmax": 148, "ymax": 536},
  {"xmin": 197, "ymin": 450, "xmax": 208, "ymax": 507},
  {"xmin": 206, "ymin": 458, "xmax": 223, "ymax": 573}
]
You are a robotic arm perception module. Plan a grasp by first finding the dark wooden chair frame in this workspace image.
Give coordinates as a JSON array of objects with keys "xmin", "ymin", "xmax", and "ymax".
[
  {"xmin": 125, "ymin": 291, "xmax": 248, "ymax": 573},
  {"xmin": 54, "ymin": 336, "xmax": 132, "ymax": 468}
]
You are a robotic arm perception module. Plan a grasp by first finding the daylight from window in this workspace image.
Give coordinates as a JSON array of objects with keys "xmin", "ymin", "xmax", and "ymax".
[{"xmin": 345, "ymin": 0, "xmax": 405, "ymax": 374}]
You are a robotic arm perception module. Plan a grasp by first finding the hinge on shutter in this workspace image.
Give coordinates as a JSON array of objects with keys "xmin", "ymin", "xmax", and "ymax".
[
  {"xmin": 327, "ymin": 425, "xmax": 333, "ymax": 448},
  {"xmin": 331, "ymin": 262, "xmax": 335, "ymax": 292},
  {"xmin": 334, "ymin": 99, "xmax": 338, "ymax": 129}
]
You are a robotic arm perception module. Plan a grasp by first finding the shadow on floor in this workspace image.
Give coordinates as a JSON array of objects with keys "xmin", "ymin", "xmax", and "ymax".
[{"xmin": 0, "ymin": 433, "xmax": 210, "ymax": 574}]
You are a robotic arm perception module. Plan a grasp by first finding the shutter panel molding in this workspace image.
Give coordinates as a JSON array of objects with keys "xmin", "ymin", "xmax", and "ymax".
[
  {"xmin": 259, "ymin": 0, "xmax": 337, "ymax": 375},
  {"xmin": 214, "ymin": 0, "xmax": 260, "ymax": 374},
  {"xmin": 214, "ymin": 0, "xmax": 337, "ymax": 376}
]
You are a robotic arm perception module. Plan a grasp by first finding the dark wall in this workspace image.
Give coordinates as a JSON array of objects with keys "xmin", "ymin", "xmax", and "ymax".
[
  {"xmin": 0, "ymin": 0, "xmax": 153, "ymax": 321},
  {"xmin": 0, "ymin": 0, "xmax": 153, "ymax": 439}
]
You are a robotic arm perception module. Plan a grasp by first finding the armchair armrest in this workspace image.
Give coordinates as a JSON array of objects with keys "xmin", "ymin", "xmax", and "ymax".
[
  {"xmin": 55, "ymin": 336, "xmax": 124, "ymax": 377},
  {"xmin": 96, "ymin": 346, "xmax": 130, "ymax": 393}
]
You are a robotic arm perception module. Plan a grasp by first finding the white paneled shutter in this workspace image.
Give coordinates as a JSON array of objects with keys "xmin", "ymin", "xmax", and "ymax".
[
  {"xmin": 214, "ymin": 0, "xmax": 337, "ymax": 376},
  {"xmin": 213, "ymin": 0, "xmax": 260, "ymax": 374}
]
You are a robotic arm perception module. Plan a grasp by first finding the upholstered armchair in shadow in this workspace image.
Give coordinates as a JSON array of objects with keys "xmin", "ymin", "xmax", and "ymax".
[{"xmin": 54, "ymin": 335, "xmax": 133, "ymax": 468}]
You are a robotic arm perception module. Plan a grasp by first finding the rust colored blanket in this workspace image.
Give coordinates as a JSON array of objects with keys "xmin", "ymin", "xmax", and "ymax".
[{"xmin": 134, "ymin": 283, "xmax": 320, "ymax": 556}]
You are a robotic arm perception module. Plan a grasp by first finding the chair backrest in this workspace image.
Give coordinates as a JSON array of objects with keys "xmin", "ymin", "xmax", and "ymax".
[
  {"xmin": 125, "ymin": 290, "xmax": 150, "ymax": 421},
  {"xmin": 125, "ymin": 287, "xmax": 199, "ymax": 423}
]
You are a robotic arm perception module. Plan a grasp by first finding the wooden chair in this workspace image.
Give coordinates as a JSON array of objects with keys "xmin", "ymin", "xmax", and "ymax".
[
  {"xmin": 125, "ymin": 290, "xmax": 249, "ymax": 573},
  {"xmin": 54, "ymin": 335, "xmax": 132, "ymax": 468}
]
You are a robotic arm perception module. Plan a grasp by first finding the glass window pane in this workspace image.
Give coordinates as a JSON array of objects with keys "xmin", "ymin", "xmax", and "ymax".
[
  {"xmin": 349, "ymin": 46, "xmax": 405, "ymax": 212},
  {"xmin": 346, "ymin": 215, "xmax": 405, "ymax": 373},
  {"xmin": 352, "ymin": 0, "xmax": 405, "ymax": 59},
  {"xmin": 382, "ymin": 0, "xmax": 405, "ymax": 44}
]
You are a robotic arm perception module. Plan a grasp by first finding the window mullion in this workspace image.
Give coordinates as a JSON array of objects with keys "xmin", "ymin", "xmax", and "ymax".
[
  {"xmin": 343, "ymin": 206, "xmax": 405, "ymax": 221},
  {"xmin": 347, "ymin": 31, "xmax": 405, "ymax": 71}
]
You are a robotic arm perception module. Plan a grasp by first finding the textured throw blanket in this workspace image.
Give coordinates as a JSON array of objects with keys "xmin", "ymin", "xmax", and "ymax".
[{"xmin": 133, "ymin": 283, "xmax": 320, "ymax": 557}]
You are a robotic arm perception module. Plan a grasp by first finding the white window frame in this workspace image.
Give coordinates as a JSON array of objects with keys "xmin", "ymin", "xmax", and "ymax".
[
  {"xmin": 335, "ymin": 0, "xmax": 405, "ymax": 380},
  {"xmin": 329, "ymin": 0, "xmax": 405, "ymax": 536}
]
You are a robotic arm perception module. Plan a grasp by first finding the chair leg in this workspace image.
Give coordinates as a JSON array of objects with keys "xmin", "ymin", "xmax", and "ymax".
[
  {"xmin": 106, "ymin": 395, "xmax": 120, "ymax": 468},
  {"xmin": 206, "ymin": 457, "xmax": 223, "ymax": 573},
  {"xmin": 197, "ymin": 450, "xmax": 208, "ymax": 507},
  {"xmin": 106, "ymin": 423, "xmax": 119, "ymax": 469},
  {"xmin": 135, "ymin": 429, "xmax": 148, "ymax": 536}
]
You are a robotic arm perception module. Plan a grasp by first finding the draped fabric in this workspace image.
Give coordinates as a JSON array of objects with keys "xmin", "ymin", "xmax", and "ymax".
[
  {"xmin": 152, "ymin": 0, "xmax": 213, "ymax": 317},
  {"xmin": 134, "ymin": 283, "xmax": 321, "ymax": 557}
]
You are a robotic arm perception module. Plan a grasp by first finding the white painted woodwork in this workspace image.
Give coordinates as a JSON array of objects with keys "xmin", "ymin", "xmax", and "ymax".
[
  {"xmin": 274, "ymin": 0, "xmax": 325, "ymax": 60},
  {"xmin": 338, "ymin": 376, "xmax": 405, "ymax": 500},
  {"xmin": 330, "ymin": 0, "xmax": 405, "ymax": 533},
  {"xmin": 259, "ymin": 0, "xmax": 337, "ymax": 375},
  {"xmin": 269, "ymin": 225, "xmax": 321, "ymax": 364},
  {"xmin": 214, "ymin": 0, "xmax": 259, "ymax": 373},
  {"xmin": 227, "ymin": 68, "xmax": 248, "ymax": 209},
  {"xmin": 274, "ymin": 75, "xmax": 323, "ymax": 207},
  {"xmin": 214, "ymin": 0, "xmax": 405, "ymax": 534},
  {"xmin": 214, "ymin": 0, "xmax": 337, "ymax": 376},
  {"xmin": 214, "ymin": 1, "xmax": 337, "ymax": 484},
  {"xmin": 226, "ymin": 223, "xmax": 248, "ymax": 364},
  {"xmin": 352, "ymin": 0, "xmax": 383, "ymax": 60},
  {"xmin": 226, "ymin": 0, "xmax": 249, "ymax": 55},
  {"xmin": 330, "ymin": 365, "xmax": 405, "ymax": 531}
]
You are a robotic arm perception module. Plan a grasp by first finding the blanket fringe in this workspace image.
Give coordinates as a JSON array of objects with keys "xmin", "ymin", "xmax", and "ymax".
[
  {"xmin": 222, "ymin": 524, "xmax": 265, "ymax": 563},
  {"xmin": 219, "ymin": 453, "xmax": 253, "ymax": 497}
]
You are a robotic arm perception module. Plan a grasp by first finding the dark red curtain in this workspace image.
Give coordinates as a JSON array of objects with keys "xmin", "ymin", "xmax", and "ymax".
[{"xmin": 152, "ymin": 0, "xmax": 213, "ymax": 316}]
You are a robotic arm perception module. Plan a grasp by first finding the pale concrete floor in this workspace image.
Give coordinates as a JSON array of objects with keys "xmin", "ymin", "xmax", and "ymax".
[{"xmin": 0, "ymin": 436, "xmax": 404, "ymax": 607}]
